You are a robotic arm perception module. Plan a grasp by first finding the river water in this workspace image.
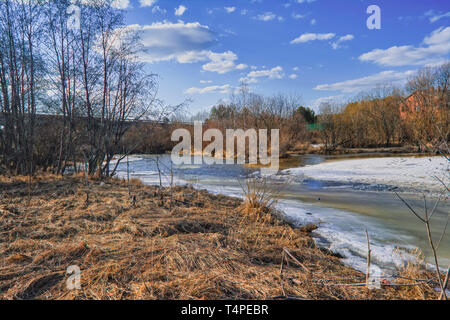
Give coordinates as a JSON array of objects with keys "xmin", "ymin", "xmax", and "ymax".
[{"xmin": 113, "ymin": 153, "xmax": 450, "ymax": 276}]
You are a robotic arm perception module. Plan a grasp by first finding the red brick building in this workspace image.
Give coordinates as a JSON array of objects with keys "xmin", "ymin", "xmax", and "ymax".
[{"xmin": 399, "ymin": 88, "xmax": 446, "ymax": 121}]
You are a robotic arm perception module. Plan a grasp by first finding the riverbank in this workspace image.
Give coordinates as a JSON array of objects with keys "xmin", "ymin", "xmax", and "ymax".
[
  {"xmin": 0, "ymin": 174, "xmax": 443, "ymax": 300},
  {"xmin": 113, "ymin": 154, "xmax": 450, "ymax": 282},
  {"xmin": 128, "ymin": 144, "xmax": 428, "ymax": 161},
  {"xmin": 287, "ymin": 145, "xmax": 430, "ymax": 156},
  {"xmin": 284, "ymin": 155, "xmax": 448, "ymax": 195}
]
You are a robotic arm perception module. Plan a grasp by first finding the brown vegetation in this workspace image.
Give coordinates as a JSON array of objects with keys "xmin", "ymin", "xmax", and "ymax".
[
  {"xmin": 0, "ymin": 175, "xmax": 444, "ymax": 300},
  {"xmin": 168, "ymin": 63, "xmax": 448, "ymax": 159},
  {"xmin": 317, "ymin": 63, "xmax": 449, "ymax": 153},
  {"xmin": 0, "ymin": 0, "xmax": 180, "ymax": 177}
]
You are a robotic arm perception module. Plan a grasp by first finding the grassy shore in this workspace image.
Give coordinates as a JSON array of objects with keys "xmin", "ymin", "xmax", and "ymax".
[
  {"xmin": 287, "ymin": 145, "xmax": 427, "ymax": 156},
  {"xmin": 0, "ymin": 174, "xmax": 440, "ymax": 300}
]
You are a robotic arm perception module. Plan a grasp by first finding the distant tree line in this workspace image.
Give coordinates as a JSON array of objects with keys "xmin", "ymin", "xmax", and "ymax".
[
  {"xmin": 318, "ymin": 63, "xmax": 449, "ymax": 152},
  {"xmin": 124, "ymin": 87, "xmax": 319, "ymax": 157},
  {"xmin": 175, "ymin": 63, "xmax": 448, "ymax": 156},
  {"xmin": 151, "ymin": 63, "xmax": 448, "ymax": 158},
  {"xmin": 206, "ymin": 86, "xmax": 315, "ymax": 156}
]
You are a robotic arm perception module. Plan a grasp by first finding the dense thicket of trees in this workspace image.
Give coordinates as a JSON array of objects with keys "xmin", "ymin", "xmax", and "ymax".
[
  {"xmin": 318, "ymin": 63, "xmax": 449, "ymax": 151},
  {"xmin": 403, "ymin": 63, "xmax": 450, "ymax": 149},
  {"xmin": 318, "ymin": 88, "xmax": 403, "ymax": 150},
  {"xmin": 125, "ymin": 92, "xmax": 319, "ymax": 158},
  {"xmin": 0, "ymin": 0, "xmax": 162, "ymax": 176},
  {"xmin": 0, "ymin": 0, "xmax": 44, "ymax": 175},
  {"xmin": 207, "ymin": 89, "xmax": 313, "ymax": 155}
]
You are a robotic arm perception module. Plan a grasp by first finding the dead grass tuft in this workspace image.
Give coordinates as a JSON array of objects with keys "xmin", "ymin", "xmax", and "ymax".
[{"xmin": 238, "ymin": 177, "xmax": 278, "ymax": 217}]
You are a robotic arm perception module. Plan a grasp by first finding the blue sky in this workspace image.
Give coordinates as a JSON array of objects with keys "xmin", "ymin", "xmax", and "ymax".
[{"xmin": 112, "ymin": 0, "xmax": 449, "ymax": 115}]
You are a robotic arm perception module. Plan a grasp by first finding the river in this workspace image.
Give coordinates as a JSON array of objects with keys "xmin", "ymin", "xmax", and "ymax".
[{"xmin": 113, "ymin": 153, "xmax": 450, "ymax": 277}]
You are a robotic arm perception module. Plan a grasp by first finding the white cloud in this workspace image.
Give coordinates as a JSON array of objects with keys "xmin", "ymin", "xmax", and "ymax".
[
  {"xmin": 200, "ymin": 80, "xmax": 213, "ymax": 84},
  {"xmin": 175, "ymin": 5, "xmax": 187, "ymax": 16},
  {"xmin": 176, "ymin": 51, "xmax": 211, "ymax": 64},
  {"xmin": 152, "ymin": 5, "xmax": 166, "ymax": 14},
  {"xmin": 331, "ymin": 34, "xmax": 354, "ymax": 49},
  {"xmin": 239, "ymin": 77, "xmax": 258, "ymax": 84},
  {"xmin": 310, "ymin": 18, "xmax": 316, "ymax": 25},
  {"xmin": 201, "ymin": 51, "xmax": 242, "ymax": 74},
  {"xmin": 139, "ymin": 0, "xmax": 156, "ymax": 7},
  {"xmin": 256, "ymin": 12, "xmax": 279, "ymax": 21},
  {"xmin": 425, "ymin": 10, "xmax": 450, "ymax": 23},
  {"xmin": 359, "ymin": 27, "xmax": 450, "ymax": 66},
  {"xmin": 314, "ymin": 70, "xmax": 416, "ymax": 93},
  {"xmin": 184, "ymin": 84, "xmax": 232, "ymax": 95},
  {"xmin": 292, "ymin": 13, "xmax": 306, "ymax": 19},
  {"xmin": 289, "ymin": 74, "xmax": 298, "ymax": 80},
  {"xmin": 241, "ymin": 66, "xmax": 285, "ymax": 83},
  {"xmin": 291, "ymin": 32, "xmax": 353, "ymax": 49},
  {"xmin": 225, "ymin": 7, "xmax": 236, "ymax": 13},
  {"xmin": 297, "ymin": 0, "xmax": 316, "ymax": 3},
  {"xmin": 248, "ymin": 66, "xmax": 284, "ymax": 79},
  {"xmin": 121, "ymin": 22, "xmax": 246, "ymax": 73},
  {"xmin": 290, "ymin": 33, "xmax": 335, "ymax": 44},
  {"xmin": 240, "ymin": 9, "xmax": 248, "ymax": 15},
  {"xmin": 111, "ymin": 0, "xmax": 130, "ymax": 9},
  {"xmin": 126, "ymin": 21, "xmax": 215, "ymax": 63},
  {"xmin": 338, "ymin": 34, "xmax": 354, "ymax": 42},
  {"xmin": 176, "ymin": 50, "xmax": 245, "ymax": 74},
  {"xmin": 236, "ymin": 63, "xmax": 248, "ymax": 70}
]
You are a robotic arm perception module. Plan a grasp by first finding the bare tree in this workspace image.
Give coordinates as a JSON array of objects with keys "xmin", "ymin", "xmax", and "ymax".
[
  {"xmin": 318, "ymin": 102, "xmax": 352, "ymax": 151},
  {"xmin": 43, "ymin": 0, "xmax": 82, "ymax": 174},
  {"xmin": 365, "ymin": 86, "xmax": 402, "ymax": 147},
  {"xmin": 0, "ymin": 0, "xmax": 45, "ymax": 175}
]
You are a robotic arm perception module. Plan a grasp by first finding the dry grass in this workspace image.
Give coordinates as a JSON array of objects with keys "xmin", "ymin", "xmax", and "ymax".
[
  {"xmin": 238, "ymin": 177, "xmax": 279, "ymax": 217},
  {"xmin": 0, "ymin": 174, "xmax": 443, "ymax": 300},
  {"xmin": 394, "ymin": 263, "xmax": 436, "ymax": 299}
]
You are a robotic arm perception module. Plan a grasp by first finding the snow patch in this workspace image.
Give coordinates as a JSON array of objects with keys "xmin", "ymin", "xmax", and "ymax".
[{"xmin": 284, "ymin": 156, "xmax": 448, "ymax": 193}]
